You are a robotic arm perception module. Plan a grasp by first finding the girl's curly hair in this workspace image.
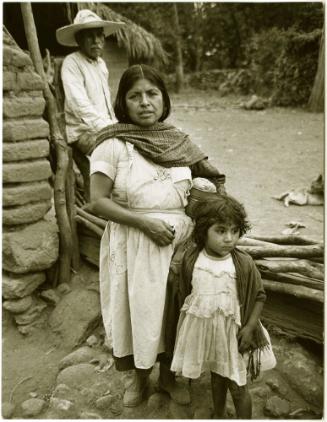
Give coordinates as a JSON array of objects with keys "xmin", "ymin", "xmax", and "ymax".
[{"xmin": 193, "ymin": 194, "xmax": 251, "ymax": 249}]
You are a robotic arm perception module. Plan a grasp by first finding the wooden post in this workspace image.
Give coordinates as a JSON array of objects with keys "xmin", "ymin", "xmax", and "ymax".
[
  {"xmin": 53, "ymin": 58, "xmax": 80, "ymax": 272},
  {"xmin": 21, "ymin": 3, "xmax": 73, "ymax": 284}
]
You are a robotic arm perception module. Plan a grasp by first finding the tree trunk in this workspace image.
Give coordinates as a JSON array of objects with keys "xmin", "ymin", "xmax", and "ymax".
[
  {"xmin": 228, "ymin": 9, "xmax": 241, "ymax": 68},
  {"xmin": 193, "ymin": 3, "xmax": 204, "ymax": 72},
  {"xmin": 172, "ymin": 3, "xmax": 184, "ymax": 92},
  {"xmin": 308, "ymin": 26, "xmax": 324, "ymax": 112},
  {"xmin": 21, "ymin": 3, "xmax": 73, "ymax": 284}
]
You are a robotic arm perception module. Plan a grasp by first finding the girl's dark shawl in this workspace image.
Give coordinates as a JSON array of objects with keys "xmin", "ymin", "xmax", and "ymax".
[
  {"xmin": 164, "ymin": 240, "xmax": 269, "ymax": 379},
  {"xmin": 89, "ymin": 122, "xmax": 206, "ymax": 167}
]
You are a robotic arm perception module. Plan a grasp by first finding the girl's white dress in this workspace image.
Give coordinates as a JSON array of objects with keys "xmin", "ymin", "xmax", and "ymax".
[
  {"xmin": 171, "ymin": 250, "xmax": 276, "ymax": 386},
  {"xmin": 90, "ymin": 139, "xmax": 194, "ymax": 369}
]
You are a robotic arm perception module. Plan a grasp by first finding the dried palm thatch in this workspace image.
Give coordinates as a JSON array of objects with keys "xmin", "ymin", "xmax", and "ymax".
[{"xmin": 77, "ymin": 3, "xmax": 168, "ymax": 66}]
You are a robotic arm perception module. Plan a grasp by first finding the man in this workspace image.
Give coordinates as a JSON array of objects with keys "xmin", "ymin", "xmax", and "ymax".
[{"xmin": 56, "ymin": 10, "xmax": 124, "ymax": 199}]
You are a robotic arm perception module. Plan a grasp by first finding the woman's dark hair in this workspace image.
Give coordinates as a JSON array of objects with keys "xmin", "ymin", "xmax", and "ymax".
[
  {"xmin": 114, "ymin": 64, "xmax": 171, "ymax": 123},
  {"xmin": 193, "ymin": 195, "xmax": 251, "ymax": 249}
]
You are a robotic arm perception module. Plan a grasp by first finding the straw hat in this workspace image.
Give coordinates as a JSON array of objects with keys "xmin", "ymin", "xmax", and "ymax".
[{"xmin": 56, "ymin": 9, "xmax": 125, "ymax": 47}]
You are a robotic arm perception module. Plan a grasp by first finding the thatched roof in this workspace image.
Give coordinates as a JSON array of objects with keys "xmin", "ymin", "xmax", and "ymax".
[{"xmin": 92, "ymin": 4, "xmax": 168, "ymax": 66}]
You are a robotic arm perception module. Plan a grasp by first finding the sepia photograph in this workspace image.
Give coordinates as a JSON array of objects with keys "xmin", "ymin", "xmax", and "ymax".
[{"xmin": 2, "ymin": 1, "xmax": 324, "ymax": 419}]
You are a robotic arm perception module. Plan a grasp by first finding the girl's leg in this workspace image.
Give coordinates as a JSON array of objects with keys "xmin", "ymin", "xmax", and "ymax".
[
  {"xmin": 159, "ymin": 360, "xmax": 191, "ymax": 405},
  {"xmin": 211, "ymin": 372, "xmax": 228, "ymax": 419},
  {"xmin": 228, "ymin": 380, "xmax": 252, "ymax": 419}
]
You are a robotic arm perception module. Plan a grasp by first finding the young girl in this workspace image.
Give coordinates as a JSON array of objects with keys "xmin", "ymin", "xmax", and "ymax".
[{"xmin": 169, "ymin": 195, "xmax": 276, "ymax": 418}]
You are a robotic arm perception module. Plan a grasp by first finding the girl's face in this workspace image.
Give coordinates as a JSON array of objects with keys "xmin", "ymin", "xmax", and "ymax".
[
  {"xmin": 204, "ymin": 222, "xmax": 240, "ymax": 258},
  {"xmin": 125, "ymin": 78, "xmax": 164, "ymax": 127}
]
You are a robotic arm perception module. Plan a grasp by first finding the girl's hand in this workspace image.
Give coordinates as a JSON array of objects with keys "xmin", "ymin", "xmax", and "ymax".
[
  {"xmin": 140, "ymin": 217, "xmax": 175, "ymax": 246},
  {"xmin": 237, "ymin": 325, "xmax": 254, "ymax": 354}
]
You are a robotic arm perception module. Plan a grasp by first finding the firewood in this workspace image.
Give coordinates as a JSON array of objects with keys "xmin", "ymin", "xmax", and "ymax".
[
  {"xmin": 76, "ymin": 196, "xmax": 84, "ymax": 208},
  {"xmin": 259, "ymin": 270, "xmax": 324, "ymax": 291},
  {"xmin": 247, "ymin": 234, "xmax": 321, "ymax": 246},
  {"xmin": 255, "ymin": 259, "xmax": 324, "ymax": 281},
  {"xmin": 75, "ymin": 215, "xmax": 104, "ymax": 238},
  {"xmin": 309, "ymin": 257, "xmax": 324, "ymax": 264},
  {"xmin": 78, "ymin": 234, "xmax": 100, "ymax": 267},
  {"xmin": 76, "ymin": 207, "xmax": 107, "ymax": 229},
  {"xmin": 76, "ymin": 189, "xmax": 85, "ymax": 205},
  {"xmin": 238, "ymin": 237, "xmax": 279, "ymax": 247},
  {"xmin": 262, "ymin": 279, "xmax": 324, "ymax": 303},
  {"xmin": 239, "ymin": 244, "xmax": 323, "ymax": 259}
]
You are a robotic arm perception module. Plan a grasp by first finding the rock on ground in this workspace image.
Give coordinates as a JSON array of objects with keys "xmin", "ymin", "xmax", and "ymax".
[
  {"xmin": 48, "ymin": 397, "xmax": 77, "ymax": 419},
  {"xmin": 59, "ymin": 346, "xmax": 105, "ymax": 370},
  {"xmin": 2, "ymin": 402, "xmax": 15, "ymax": 419},
  {"xmin": 49, "ymin": 289, "xmax": 101, "ymax": 349},
  {"xmin": 273, "ymin": 337, "xmax": 323, "ymax": 408},
  {"xmin": 21, "ymin": 398, "xmax": 45, "ymax": 417},
  {"xmin": 264, "ymin": 395, "xmax": 291, "ymax": 418},
  {"xmin": 56, "ymin": 363, "xmax": 102, "ymax": 391}
]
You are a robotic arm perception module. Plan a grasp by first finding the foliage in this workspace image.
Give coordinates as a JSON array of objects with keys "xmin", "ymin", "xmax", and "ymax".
[
  {"xmin": 272, "ymin": 28, "xmax": 322, "ymax": 106},
  {"xmin": 244, "ymin": 28, "xmax": 287, "ymax": 95},
  {"xmin": 107, "ymin": 2, "xmax": 324, "ymax": 106},
  {"xmin": 188, "ymin": 69, "xmax": 255, "ymax": 96}
]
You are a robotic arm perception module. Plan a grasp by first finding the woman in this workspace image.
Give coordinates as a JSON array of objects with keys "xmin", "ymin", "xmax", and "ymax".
[{"xmin": 85, "ymin": 65, "xmax": 224, "ymax": 407}]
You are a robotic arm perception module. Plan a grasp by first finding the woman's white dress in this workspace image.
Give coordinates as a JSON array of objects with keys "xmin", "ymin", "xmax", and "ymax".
[
  {"xmin": 171, "ymin": 250, "xmax": 276, "ymax": 386},
  {"xmin": 90, "ymin": 139, "xmax": 194, "ymax": 369}
]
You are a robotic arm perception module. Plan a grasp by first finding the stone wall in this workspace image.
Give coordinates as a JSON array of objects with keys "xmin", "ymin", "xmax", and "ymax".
[{"xmin": 3, "ymin": 30, "xmax": 59, "ymax": 334}]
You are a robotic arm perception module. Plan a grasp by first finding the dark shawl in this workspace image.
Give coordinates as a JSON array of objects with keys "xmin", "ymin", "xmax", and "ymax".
[{"xmin": 88, "ymin": 122, "xmax": 207, "ymax": 167}]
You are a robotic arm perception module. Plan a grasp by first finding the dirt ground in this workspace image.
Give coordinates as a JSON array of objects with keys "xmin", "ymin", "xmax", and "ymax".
[{"xmin": 2, "ymin": 90, "xmax": 324, "ymax": 417}]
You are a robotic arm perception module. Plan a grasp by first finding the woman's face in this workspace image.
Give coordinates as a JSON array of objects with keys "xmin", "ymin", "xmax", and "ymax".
[{"xmin": 125, "ymin": 78, "xmax": 164, "ymax": 127}]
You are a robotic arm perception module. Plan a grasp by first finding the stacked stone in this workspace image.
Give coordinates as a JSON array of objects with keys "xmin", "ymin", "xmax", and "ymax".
[{"xmin": 2, "ymin": 31, "xmax": 59, "ymax": 334}]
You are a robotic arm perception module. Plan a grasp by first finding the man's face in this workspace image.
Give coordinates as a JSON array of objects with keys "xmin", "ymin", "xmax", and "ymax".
[{"xmin": 77, "ymin": 28, "xmax": 105, "ymax": 60}]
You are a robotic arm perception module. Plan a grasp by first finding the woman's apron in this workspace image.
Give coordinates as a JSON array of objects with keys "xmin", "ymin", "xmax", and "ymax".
[{"xmin": 99, "ymin": 143, "xmax": 193, "ymax": 369}]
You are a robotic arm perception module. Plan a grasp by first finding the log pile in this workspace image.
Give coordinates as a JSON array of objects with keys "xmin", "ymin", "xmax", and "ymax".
[
  {"xmin": 237, "ymin": 234, "xmax": 324, "ymax": 344},
  {"xmin": 76, "ymin": 210, "xmax": 324, "ymax": 343}
]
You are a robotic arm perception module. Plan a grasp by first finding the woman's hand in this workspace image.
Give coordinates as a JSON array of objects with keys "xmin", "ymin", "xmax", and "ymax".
[
  {"xmin": 237, "ymin": 325, "xmax": 255, "ymax": 354},
  {"xmin": 140, "ymin": 216, "xmax": 175, "ymax": 246}
]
